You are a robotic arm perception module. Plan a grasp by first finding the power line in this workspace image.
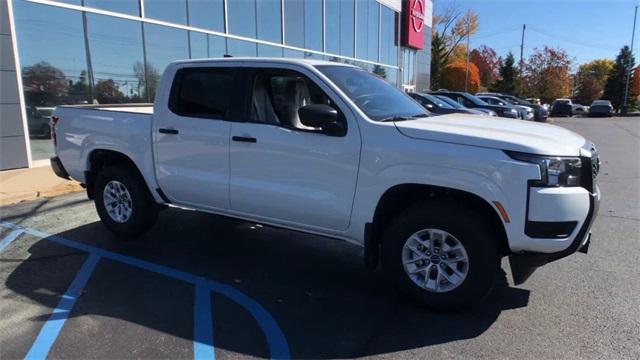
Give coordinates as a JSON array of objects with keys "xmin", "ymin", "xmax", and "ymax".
[{"xmin": 527, "ymin": 26, "xmax": 620, "ymax": 51}]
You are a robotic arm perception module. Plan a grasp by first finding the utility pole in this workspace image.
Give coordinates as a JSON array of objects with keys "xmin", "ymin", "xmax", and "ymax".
[
  {"xmin": 464, "ymin": 20, "xmax": 471, "ymax": 92},
  {"xmin": 622, "ymin": 5, "xmax": 638, "ymax": 114},
  {"xmin": 520, "ymin": 24, "xmax": 526, "ymax": 69}
]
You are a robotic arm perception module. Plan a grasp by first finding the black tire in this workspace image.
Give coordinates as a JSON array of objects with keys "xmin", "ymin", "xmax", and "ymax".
[
  {"xmin": 381, "ymin": 200, "xmax": 500, "ymax": 311},
  {"xmin": 94, "ymin": 164, "xmax": 158, "ymax": 240}
]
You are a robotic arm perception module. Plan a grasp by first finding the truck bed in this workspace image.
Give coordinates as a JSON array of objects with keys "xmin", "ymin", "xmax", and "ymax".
[
  {"xmin": 57, "ymin": 103, "xmax": 153, "ymax": 114},
  {"xmin": 53, "ymin": 104, "xmax": 155, "ymax": 186}
]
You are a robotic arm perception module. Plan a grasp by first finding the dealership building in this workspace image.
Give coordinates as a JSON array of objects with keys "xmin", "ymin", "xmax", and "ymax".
[{"xmin": 0, "ymin": 0, "xmax": 432, "ymax": 170}]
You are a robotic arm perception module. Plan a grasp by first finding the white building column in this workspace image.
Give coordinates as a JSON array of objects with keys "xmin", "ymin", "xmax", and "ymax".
[{"xmin": 0, "ymin": 0, "xmax": 29, "ymax": 170}]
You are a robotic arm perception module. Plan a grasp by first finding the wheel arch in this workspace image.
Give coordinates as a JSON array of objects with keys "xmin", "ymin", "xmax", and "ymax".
[
  {"xmin": 85, "ymin": 149, "xmax": 159, "ymax": 202},
  {"xmin": 365, "ymin": 183, "xmax": 509, "ymax": 270}
]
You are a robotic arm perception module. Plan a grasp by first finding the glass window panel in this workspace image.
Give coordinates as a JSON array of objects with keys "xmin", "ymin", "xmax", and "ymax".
[
  {"xmin": 304, "ymin": 52, "xmax": 325, "ymax": 60},
  {"xmin": 367, "ymin": 0, "xmax": 379, "ymax": 62},
  {"xmin": 190, "ymin": 31, "xmax": 209, "ymax": 59},
  {"xmin": 284, "ymin": 0, "xmax": 304, "ymax": 47},
  {"xmin": 208, "ymin": 35, "xmax": 227, "ymax": 57},
  {"xmin": 227, "ymin": 39, "xmax": 257, "ymax": 56},
  {"xmin": 325, "ymin": 0, "xmax": 339, "ymax": 54},
  {"xmin": 257, "ymin": 0, "xmax": 282, "ymax": 43},
  {"xmin": 51, "ymin": 0, "xmax": 81, "ymax": 5},
  {"xmin": 284, "ymin": 48, "xmax": 304, "ymax": 58},
  {"xmin": 258, "ymin": 44, "xmax": 284, "ymax": 57},
  {"xmin": 326, "ymin": 0, "xmax": 354, "ymax": 57},
  {"xmin": 339, "ymin": 0, "xmax": 354, "ymax": 57},
  {"xmin": 304, "ymin": 0, "xmax": 323, "ymax": 51},
  {"xmin": 13, "ymin": 0, "xmax": 89, "ymax": 160},
  {"xmin": 170, "ymin": 68, "xmax": 235, "ymax": 119},
  {"xmin": 355, "ymin": 0, "xmax": 367, "ymax": 59},
  {"xmin": 188, "ymin": 0, "xmax": 224, "ymax": 31},
  {"xmin": 144, "ymin": 24, "xmax": 189, "ymax": 100},
  {"xmin": 87, "ymin": 14, "xmax": 145, "ymax": 104},
  {"xmin": 144, "ymin": 0, "xmax": 187, "ymax": 24},
  {"xmin": 84, "ymin": 0, "xmax": 140, "ymax": 16},
  {"xmin": 227, "ymin": 0, "xmax": 256, "ymax": 38},
  {"xmin": 379, "ymin": 7, "xmax": 398, "ymax": 66}
]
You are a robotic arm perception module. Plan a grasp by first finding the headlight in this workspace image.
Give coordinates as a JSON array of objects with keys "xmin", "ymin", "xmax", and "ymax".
[{"xmin": 505, "ymin": 151, "xmax": 582, "ymax": 187}]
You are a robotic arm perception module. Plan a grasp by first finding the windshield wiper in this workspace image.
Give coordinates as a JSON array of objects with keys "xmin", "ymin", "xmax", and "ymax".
[{"xmin": 379, "ymin": 113, "xmax": 428, "ymax": 122}]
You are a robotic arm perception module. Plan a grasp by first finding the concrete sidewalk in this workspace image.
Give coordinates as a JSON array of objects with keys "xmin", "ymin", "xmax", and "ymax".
[{"xmin": 0, "ymin": 165, "xmax": 83, "ymax": 206}]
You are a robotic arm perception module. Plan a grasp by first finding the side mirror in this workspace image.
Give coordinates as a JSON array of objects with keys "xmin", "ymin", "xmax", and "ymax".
[{"xmin": 298, "ymin": 104, "xmax": 344, "ymax": 136}]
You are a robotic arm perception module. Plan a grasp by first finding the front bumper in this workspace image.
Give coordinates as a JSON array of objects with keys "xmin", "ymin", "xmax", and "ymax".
[
  {"xmin": 509, "ymin": 186, "xmax": 599, "ymax": 284},
  {"xmin": 509, "ymin": 145, "xmax": 601, "ymax": 285}
]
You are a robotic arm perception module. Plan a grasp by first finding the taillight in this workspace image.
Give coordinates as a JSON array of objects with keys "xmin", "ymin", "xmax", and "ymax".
[{"xmin": 50, "ymin": 116, "xmax": 59, "ymax": 146}]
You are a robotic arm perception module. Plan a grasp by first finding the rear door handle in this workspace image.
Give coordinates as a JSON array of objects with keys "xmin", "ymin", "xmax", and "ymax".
[
  {"xmin": 159, "ymin": 128, "xmax": 179, "ymax": 135},
  {"xmin": 232, "ymin": 136, "xmax": 257, "ymax": 143}
]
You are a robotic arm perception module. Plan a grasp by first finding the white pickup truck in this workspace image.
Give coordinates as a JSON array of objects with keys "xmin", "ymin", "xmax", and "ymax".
[{"xmin": 50, "ymin": 58, "xmax": 600, "ymax": 310}]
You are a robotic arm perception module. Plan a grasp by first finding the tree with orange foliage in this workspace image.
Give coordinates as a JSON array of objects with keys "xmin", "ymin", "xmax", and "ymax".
[
  {"xmin": 440, "ymin": 61, "xmax": 480, "ymax": 93},
  {"xmin": 631, "ymin": 66, "xmax": 640, "ymax": 101}
]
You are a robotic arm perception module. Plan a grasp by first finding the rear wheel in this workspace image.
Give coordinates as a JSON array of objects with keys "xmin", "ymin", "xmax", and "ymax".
[
  {"xmin": 382, "ymin": 201, "xmax": 500, "ymax": 311},
  {"xmin": 94, "ymin": 165, "xmax": 158, "ymax": 240}
]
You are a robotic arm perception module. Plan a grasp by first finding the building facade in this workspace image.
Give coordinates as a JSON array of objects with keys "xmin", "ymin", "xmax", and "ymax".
[{"xmin": 0, "ymin": 0, "xmax": 431, "ymax": 170}]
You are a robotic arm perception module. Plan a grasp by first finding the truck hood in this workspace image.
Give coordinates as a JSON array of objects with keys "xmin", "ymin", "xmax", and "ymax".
[{"xmin": 394, "ymin": 114, "xmax": 586, "ymax": 156}]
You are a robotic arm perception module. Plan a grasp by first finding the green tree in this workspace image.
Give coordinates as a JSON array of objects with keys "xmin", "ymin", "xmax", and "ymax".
[
  {"xmin": 134, "ymin": 61, "xmax": 161, "ymax": 102},
  {"xmin": 430, "ymin": 4, "xmax": 478, "ymax": 89},
  {"xmin": 574, "ymin": 59, "xmax": 614, "ymax": 105},
  {"xmin": 490, "ymin": 52, "xmax": 519, "ymax": 95},
  {"xmin": 430, "ymin": 32, "xmax": 446, "ymax": 89},
  {"xmin": 603, "ymin": 46, "xmax": 636, "ymax": 112}
]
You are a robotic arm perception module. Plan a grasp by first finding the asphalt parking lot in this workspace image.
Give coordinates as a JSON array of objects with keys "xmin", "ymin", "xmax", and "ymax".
[{"xmin": 1, "ymin": 116, "xmax": 638, "ymax": 359}]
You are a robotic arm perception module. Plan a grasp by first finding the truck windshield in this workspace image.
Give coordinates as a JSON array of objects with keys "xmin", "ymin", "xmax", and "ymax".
[{"xmin": 316, "ymin": 65, "xmax": 428, "ymax": 121}]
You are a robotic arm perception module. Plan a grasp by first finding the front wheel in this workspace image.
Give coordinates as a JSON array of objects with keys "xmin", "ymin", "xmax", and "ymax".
[
  {"xmin": 94, "ymin": 165, "xmax": 158, "ymax": 240},
  {"xmin": 382, "ymin": 201, "xmax": 500, "ymax": 311}
]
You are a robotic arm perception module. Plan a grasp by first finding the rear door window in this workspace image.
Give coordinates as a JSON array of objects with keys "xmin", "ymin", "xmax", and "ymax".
[{"xmin": 169, "ymin": 68, "xmax": 235, "ymax": 119}]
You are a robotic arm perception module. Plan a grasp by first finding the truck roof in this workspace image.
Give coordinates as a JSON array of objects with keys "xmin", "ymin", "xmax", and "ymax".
[{"xmin": 170, "ymin": 57, "xmax": 357, "ymax": 68}]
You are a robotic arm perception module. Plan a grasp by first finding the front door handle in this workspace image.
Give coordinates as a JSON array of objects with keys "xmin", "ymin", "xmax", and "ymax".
[
  {"xmin": 159, "ymin": 128, "xmax": 179, "ymax": 135},
  {"xmin": 232, "ymin": 136, "xmax": 257, "ymax": 143}
]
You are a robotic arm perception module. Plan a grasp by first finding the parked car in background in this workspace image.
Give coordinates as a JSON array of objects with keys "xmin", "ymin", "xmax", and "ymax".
[
  {"xmin": 477, "ymin": 95, "xmax": 534, "ymax": 121},
  {"xmin": 572, "ymin": 104, "xmax": 590, "ymax": 116},
  {"xmin": 431, "ymin": 91, "xmax": 519, "ymax": 118},
  {"xmin": 525, "ymin": 98, "xmax": 541, "ymax": 105},
  {"xmin": 26, "ymin": 106, "xmax": 54, "ymax": 138},
  {"xmin": 588, "ymin": 100, "xmax": 614, "ymax": 117},
  {"xmin": 434, "ymin": 95, "xmax": 498, "ymax": 116},
  {"xmin": 551, "ymin": 99, "xmax": 574, "ymax": 117},
  {"xmin": 409, "ymin": 93, "xmax": 486, "ymax": 116},
  {"xmin": 478, "ymin": 92, "xmax": 548, "ymax": 122}
]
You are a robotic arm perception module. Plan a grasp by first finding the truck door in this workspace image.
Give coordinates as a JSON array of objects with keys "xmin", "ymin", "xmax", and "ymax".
[
  {"xmin": 153, "ymin": 67, "xmax": 237, "ymax": 210},
  {"xmin": 229, "ymin": 68, "xmax": 361, "ymax": 231}
]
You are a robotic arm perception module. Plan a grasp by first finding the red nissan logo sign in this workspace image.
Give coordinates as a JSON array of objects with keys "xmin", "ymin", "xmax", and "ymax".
[
  {"xmin": 411, "ymin": 0, "xmax": 425, "ymax": 33},
  {"xmin": 402, "ymin": 0, "xmax": 426, "ymax": 49}
]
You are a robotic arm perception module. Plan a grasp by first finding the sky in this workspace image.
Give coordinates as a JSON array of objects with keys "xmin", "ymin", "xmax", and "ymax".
[{"xmin": 435, "ymin": 0, "xmax": 640, "ymax": 68}]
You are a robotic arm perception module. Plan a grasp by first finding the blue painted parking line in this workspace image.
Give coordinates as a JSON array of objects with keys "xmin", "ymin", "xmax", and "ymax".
[
  {"xmin": 0, "ymin": 221, "xmax": 290, "ymax": 360},
  {"xmin": 194, "ymin": 282, "xmax": 216, "ymax": 360},
  {"xmin": 0, "ymin": 228, "xmax": 24, "ymax": 253},
  {"xmin": 24, "ymin": 253, "xmax": 101, "ymax": 360}
]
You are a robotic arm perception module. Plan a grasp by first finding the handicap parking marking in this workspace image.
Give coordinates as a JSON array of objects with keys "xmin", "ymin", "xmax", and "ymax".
[
  {"xmin": 0, "ymin": 228, "xmax": 25, "ymax": 253},
  {"xmin": 0, "ymin": 221, "xmax": 290, "ymax": 360},
  {"xmin": 25, "ymin": 253, "xmax": 101, "ymax": 360}
]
